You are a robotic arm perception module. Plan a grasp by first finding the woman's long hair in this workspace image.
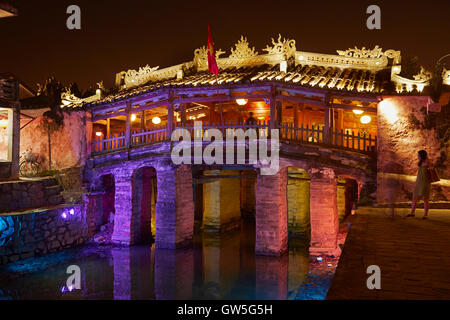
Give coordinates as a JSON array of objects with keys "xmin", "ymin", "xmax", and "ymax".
[{"xmin": 418, "ymin": 150, "xmax": 428, "ymax": 167}]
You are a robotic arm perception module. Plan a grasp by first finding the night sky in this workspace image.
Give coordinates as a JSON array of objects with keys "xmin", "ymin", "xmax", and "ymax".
[{"xmin": 1, "ymin": 0, "xmax": 449, "ymax": 92}]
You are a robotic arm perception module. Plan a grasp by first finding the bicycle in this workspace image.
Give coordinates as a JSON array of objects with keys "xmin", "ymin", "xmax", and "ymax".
[{"xmin": 19, "ymin": 149, "xmax": 42, "ymax": 177}]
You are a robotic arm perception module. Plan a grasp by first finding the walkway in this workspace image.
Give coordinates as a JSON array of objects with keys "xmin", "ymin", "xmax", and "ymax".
[{"xmin": 327, "ymin": 206, "xmax": 450, "ymax": 299}]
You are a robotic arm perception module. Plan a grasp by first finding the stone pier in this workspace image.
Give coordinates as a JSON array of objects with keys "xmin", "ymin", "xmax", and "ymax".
[
  {"xmin": 155, "ymin": 165, "xmax": 194, "ymax": 249},
  {"xmin": 111, "ymin": 170, "xmax": 134, "ymax": 245},
  {"xmin": 255, "ymin": 167, "xmax": 288, "ymax": 256},
  {"xmin": 309, "ymin": 168, "xmax": 339, "ymax": 256}
]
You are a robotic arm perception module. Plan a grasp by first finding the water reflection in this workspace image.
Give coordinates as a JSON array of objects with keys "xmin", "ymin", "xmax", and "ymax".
[{"xmin": 0, "ymin": 223, "xmax": 334, "ymax": 300}]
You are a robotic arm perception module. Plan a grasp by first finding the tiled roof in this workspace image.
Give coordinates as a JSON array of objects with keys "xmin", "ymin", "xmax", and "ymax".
[{"xmin": 84, "ymin": 64, "xmax": 390, "ymax": 108}]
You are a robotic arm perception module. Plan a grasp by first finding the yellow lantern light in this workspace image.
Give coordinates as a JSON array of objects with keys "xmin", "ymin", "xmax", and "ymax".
[
  {"xmin": 236, "ymin": 98, "xmax": 248, "ymax": 106},
  {"xmin": 152, "ymin": 117, "xmax": 161, "ymax": 125},
  {"xmin": 0, "ymin": 119, "xmax": 7, "ymax": 128},
  {"xmin": 95, "ymin": 131, "xmax": 102, "ymax": 137},
  {"xmin": 131, "ymin": 114, "xmax": 137, "ymax": 122},
  {"xmin": 353, "ymin": 109, "xmax": 364, "ymax": 115},
  {"xmin": 360, "ymin": 115, "xmax": 371, "ymax": 124}
]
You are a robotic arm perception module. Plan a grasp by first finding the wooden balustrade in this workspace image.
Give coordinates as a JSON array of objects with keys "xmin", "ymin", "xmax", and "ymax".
[{"xmin": 90, "ymin": 121, "xmax": 376, "ymax": 155}]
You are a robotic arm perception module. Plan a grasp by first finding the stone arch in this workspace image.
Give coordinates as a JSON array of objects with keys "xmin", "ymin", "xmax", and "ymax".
[
  {"xmin": 131, "ymin": 166, "xmax": 157, "ymax": 244},
  {"xmin": 286, "ymin": 166, "xmax": 311, "ymax": 239},
  {"xmin": 335, "ymin": 174, "xmax": 360, "ymax": 221}
]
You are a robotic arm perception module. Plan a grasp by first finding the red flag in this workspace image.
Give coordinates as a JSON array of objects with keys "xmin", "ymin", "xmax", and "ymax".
[{"xmin": 207, "ymin": 25, "xmax": 219, "ymax": 76}]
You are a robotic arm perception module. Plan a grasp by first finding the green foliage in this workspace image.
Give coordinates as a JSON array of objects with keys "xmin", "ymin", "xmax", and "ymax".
[
  {"xmin": 37, "ymin": 169, "xmax": 59, "ymax": 177},
  {"xmin": 429, "ymin": 62, "xmax": 444, "ymax": 103}
]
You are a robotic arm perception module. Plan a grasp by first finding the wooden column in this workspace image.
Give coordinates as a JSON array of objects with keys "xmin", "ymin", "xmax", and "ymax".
[
  {"xmin": 106, "ymin": 118, "xmax": 111, "ymax": 138},
  {"xmin": 181, "ymin": 104, "xmax": 186, "ymax": 125},
  {"xmin": 125, "ymin": 102, "xmax": 132, "ymax": 147},
  {"xmin": 268, "ymin": 97, "xmax": 276, "ymax": 129},
  {"xmin": 141, "ymin": 111, "xmax": 145, "ymax": 131},
  {"xmin": 276, "ymin": 100, "xmax": 282, "ymax": 126},
  {"xmin": 293, "ymin": 104, "xmax": 298, "ymax": 127},
  {"xmin": 337, "ymin": 109, "xmax": 344, "ymax": 131},
  {"xmin": 167, "ymin": 103, "xmax": 174, "ymax": 139},
  {"xmin": 323, "ymin": 106, "xmax": 331, "ymax": 144}
]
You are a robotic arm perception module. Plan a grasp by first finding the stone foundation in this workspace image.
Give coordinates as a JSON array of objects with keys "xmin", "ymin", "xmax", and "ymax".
[
  {"xmin": 155, "ymin": 165, "xmax": 194, "ymax": 249},
  {"xmin": 0, "ymin": 204, "xmax": 87, "ymax": 265},
  {"xmin": 309, "ymin": 169, "xmax": 339, "ymax": 256}
]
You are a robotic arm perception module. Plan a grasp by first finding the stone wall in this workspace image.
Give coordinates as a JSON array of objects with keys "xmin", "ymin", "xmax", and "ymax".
[
  {"xmin": 0, "ymin": 178, "xmax": 64, "ymax": 213},
  {"xmin": 20, "ymin": 110, "xmax": 89, "ymax": 171},
  {"xmin": 377, "ymin": 96, "xmax": 450, "ymax": 203},
  {"xmin": 0, "ymin": 204, "xmax": 88, "ymax": 265}
]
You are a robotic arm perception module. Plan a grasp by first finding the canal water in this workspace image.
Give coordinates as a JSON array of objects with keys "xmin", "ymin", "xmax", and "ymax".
[{"xmin": 0, "ymin": 222, "xmax": 336, "ymax": 300}]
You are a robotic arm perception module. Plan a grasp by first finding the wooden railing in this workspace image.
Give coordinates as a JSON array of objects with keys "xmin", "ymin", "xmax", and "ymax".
[
  {"xmin": 331, "ymin": 128, "xmax": 377, "ymax": 153},
  {"xmin": 175, "ymin": 121, "xmax": 269, "ymax": 138},
  {"xmin": 131, "ymin": 125, "xmax": 168, "ymax": 146},
  {"xmin": 91, "ymin": 121, "xmax": 376, "ymax": 155}
]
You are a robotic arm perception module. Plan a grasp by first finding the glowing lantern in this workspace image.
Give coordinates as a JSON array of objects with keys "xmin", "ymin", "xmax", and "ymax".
[
  {"xmin": 152, "ymin": 117, "xmax": 161, "ymax": 124},
  {"xmin": 379, "ymin": 100, "xmax": 399, "ymax": 124},
  {"xmin": 360, "ymin": 115, "xmax": 372, "ymax": 124},
  {"xmin": 0, "ymin": 119, "xmax": 7, "ymax": 128},
  {"xmin": 236, "ymin": 98, "xmax": 248, "ymax": 106},
  {"xmin": 95, "ymin": 131, "xmax": 102, "ymax": 137},
  {"xmin": 131, "ymin": 114, "xmax": 137, "ymax": 122},
  {"xmin": 352, "ymin": 109, "xmax": 364, "ymax": 115}
]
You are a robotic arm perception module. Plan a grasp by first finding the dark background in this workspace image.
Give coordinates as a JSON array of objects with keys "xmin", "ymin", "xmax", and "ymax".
[{"xmin": 1, "ymin": 0, "xmax": 449, "ymax": 91}]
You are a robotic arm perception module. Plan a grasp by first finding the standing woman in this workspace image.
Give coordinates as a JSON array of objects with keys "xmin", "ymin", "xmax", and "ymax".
[{"xmin": 407, "ymin": 150, "xmax": 432, "ymax": 219}]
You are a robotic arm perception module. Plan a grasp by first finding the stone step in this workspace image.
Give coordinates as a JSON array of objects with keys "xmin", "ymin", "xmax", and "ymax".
[
  {"xmin": 45, "ymin": 185, "xmax": 63, "ymax": 196},
  {"xmin": 41, "ymin": 177, "xmax": 59, "ymax": 187},
  {"xmin": 47, "ymin": 194, "xmax": 65, "ymax": 206}
]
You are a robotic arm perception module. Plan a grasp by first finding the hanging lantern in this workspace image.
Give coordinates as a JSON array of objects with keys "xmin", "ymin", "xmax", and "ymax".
[
  {"xmin": 360, "ymin": 115, "xmax": 371, "ymax": 124},
  {"xmin": 236, "ymin": 98, "xmax": 248, "ymax": 106},
  {"xmin": 152, "ymin": 117, "xmax": 161, "ymax": 124}
]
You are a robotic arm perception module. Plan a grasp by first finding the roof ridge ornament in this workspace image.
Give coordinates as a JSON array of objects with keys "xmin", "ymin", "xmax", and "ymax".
[
  {"xmin": 337, "ymin": 46, "xmax": 401, "ymax": 64},
  {"xmin": 123, "ymin": 65, "xmax": 160, "ymax": 87},
  {"xmin": 263, "ymin": 34, "xmax": 296, "ymax": 59},
  {"xmin": 229, "ymin": 36, "xmax": 258, "ymax": 59}
]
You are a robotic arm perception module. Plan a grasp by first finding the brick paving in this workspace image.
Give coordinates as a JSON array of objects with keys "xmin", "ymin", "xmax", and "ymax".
[{"xmin": 327, "ymin": 206, "xmax": 450, "ymax": 300}]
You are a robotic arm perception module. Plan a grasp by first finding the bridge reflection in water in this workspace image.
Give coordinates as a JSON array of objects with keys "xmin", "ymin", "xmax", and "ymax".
[{"xmin": 0, "ymin": 220, "xmax": 334, "ymax": 300}]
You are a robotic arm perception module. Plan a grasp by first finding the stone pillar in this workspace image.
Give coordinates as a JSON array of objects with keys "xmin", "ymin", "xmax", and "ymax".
[
  {"xmin": 255, "ymin": 167, "xmax": 288, "ymax": 256},
  {"xmin": 155, "ymin": 165, "xmax": 194, "ymax": 249},
  {"xmin": 309, "ymin": 168, "xmax": 339, "ymax": 256},
  {"xmin": 84, "ymin": 192, "xmax": 104, "ymax": 237},
  {"xmin": 203, "ymin": 170, "xmax": 241, "ymax": 233},
  {"xmin": 111, "ymin": 170, "xmax": 134, "ymax": 245}
]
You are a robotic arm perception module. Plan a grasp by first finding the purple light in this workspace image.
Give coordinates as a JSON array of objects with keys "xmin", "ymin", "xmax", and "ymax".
[
  {"xmin": 69, "ymin": 208, "xmax": 75, "ymax": 215},
  {"xmin": 61, "ymin": 212, "xmax": 67, "ymax": 219}
]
